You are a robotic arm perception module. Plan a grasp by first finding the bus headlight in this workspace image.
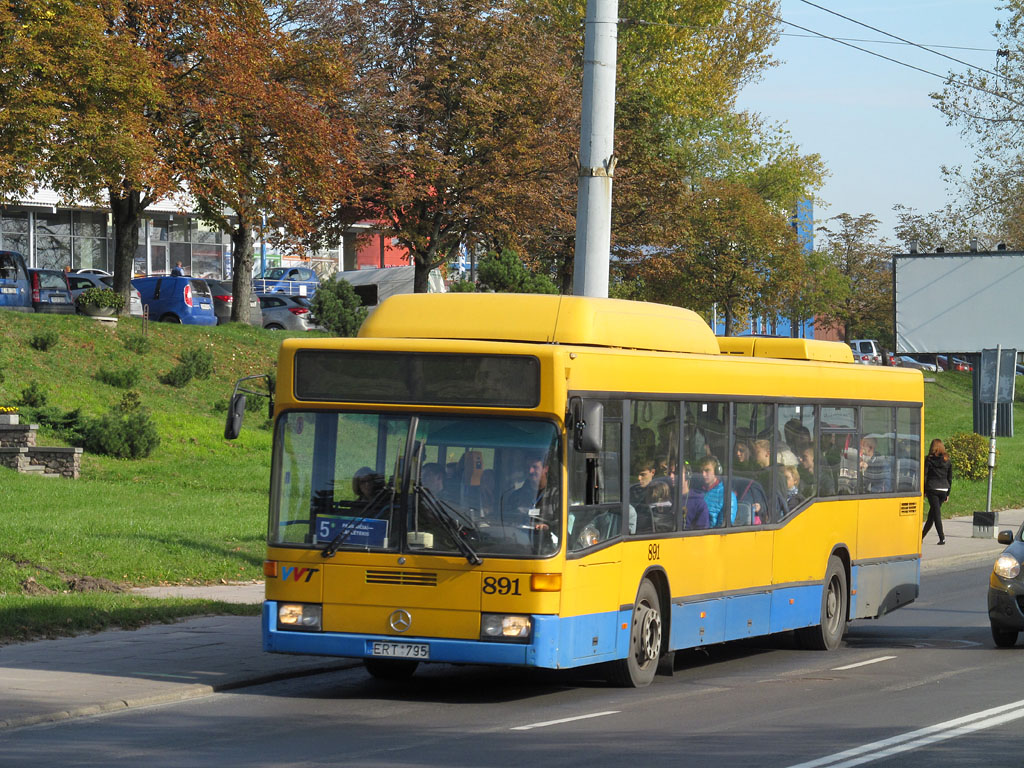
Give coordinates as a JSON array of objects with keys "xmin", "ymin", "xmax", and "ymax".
[
  {"xmin": 994, "ymin": 555, "xmax": 1021, "ymax": 580},
  {"xmin": 480, "ymin": 613, "xmax": 532, "ymax": 642},
  {"xmin": 278, "ymin": 603, "xmax": 322, "ymax": 631}
]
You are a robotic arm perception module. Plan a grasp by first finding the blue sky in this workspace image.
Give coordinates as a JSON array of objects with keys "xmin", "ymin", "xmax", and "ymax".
[{"xmin": 736, "ymin": 1, "xmax": 1003, "ymax": 244}]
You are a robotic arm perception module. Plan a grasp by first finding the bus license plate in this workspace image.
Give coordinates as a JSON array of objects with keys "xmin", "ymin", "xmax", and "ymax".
[{"xmin": 371, "ymin": 642, "xmax": 429, "ymax": 659}]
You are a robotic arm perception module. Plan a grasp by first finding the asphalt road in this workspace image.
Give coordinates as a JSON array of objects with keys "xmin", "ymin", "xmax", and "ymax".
[{"xmin": 2, "ymin": 564, "xmax": 1019, "ymax": 768}]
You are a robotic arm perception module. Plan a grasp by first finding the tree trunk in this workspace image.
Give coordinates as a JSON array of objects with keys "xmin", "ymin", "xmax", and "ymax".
[
  {"xmin": 413, "ymin": 255, "xmax": 431, "ymax": 293},
  {"xmin": 723, "ymin": 303, "xmax": 734, "ymax": 336},
  {"xmin": 109, "ymin": 188, "xmax": 142, "ymax": 318},
  {"xmin": 230, "ymin": 213, "xmax": 255, "ymax": 323}
]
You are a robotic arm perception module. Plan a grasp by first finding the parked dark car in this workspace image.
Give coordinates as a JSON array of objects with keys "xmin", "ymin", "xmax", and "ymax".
[
  {"xmin": 0, "ymin": 250, "xmax": 31, "ymax": 312},
  {"xmin": 257, "ymin": 292, "xmax": 315, "ymax": 331},
  {"xmin": 989, "ymin": 525, "xmax": 1024, "ymax": 646},
  {"xmin": 206, "ymin": 279, "xmax": 261, "ymax": 326},
  {"xmin": 66, "ymin": 272, "xmax": 143, "ymax": 317},
  {"xmin": 28, "ymin": 268, "xmax": 74, "ymax": 314},
  {"xmin": 132, "ymin": 276, "xmax": 217, "ymax": 325},
  {"xmin": 897, "ymin": 355, "xmax": 938, "ymax": 372}
]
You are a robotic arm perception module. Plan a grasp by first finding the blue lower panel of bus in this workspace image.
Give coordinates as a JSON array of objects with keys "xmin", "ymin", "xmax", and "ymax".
[{"xmin": 668, "ymin": 585, "xmax": 821, "ymax": 648}]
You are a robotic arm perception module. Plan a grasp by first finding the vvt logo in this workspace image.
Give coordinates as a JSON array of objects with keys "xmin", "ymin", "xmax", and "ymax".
[{"xmin": 281, "ymin": 566, "xmax": 319, "ymax": 583}]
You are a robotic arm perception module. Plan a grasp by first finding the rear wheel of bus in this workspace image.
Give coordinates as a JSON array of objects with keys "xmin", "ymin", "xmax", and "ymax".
[
  {"xmin": 364, "ymin": 658, "xmax": 419, "ymax": 680},
  {"xmin": 606, "ymin": 579, "xmax": 662, "ymax": 687},
  {"xmin": 797, "ymin": 555, "xmax": 847, "ymax": 651}
]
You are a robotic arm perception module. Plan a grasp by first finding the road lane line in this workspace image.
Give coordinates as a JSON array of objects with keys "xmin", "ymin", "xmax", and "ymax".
[
  {"xmin": 786, "ymin": 698, "xmax": 1024, "ymax": 768},
  {"xmin": 831, "ymin": 656, "xmax": 897, "ymax": 671},
  {"xmin": 511, "ymin": 711, "xmax": 620, "ymax": 731}
]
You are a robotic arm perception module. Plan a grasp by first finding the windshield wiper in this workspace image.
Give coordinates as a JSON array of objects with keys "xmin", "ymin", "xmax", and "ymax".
[
  {"xmin": 415, "ymin": 486, "xmax": 482, "ymax": 565},
  {"xmin": 320, "ymin": 487, "xmax": 393, "ymax": 559}
]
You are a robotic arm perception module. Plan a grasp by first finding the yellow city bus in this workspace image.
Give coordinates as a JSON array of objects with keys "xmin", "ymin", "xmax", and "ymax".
[{"xmin": 227, "ymin": 294, "xmax": 923, "ymax": 687}]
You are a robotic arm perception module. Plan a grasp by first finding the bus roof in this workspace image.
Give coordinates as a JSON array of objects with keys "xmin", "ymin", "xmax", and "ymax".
[
  {"xmin": 358, "ymin": 293, "xmax": 721, "ymax": 355},
  {"xmin": 717, "ymin": 336, "xmax": 854, "ymax": 363}
]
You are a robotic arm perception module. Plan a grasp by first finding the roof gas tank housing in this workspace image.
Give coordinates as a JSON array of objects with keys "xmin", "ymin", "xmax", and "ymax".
[{"xmin": 358, "ymin": 294, "xmax": 721, "ymax": 354}]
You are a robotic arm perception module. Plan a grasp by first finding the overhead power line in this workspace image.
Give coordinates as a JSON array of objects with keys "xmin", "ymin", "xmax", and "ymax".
[{"xmin": 795, "ymin": 0, "xmax": 1002, "ymax": 80}]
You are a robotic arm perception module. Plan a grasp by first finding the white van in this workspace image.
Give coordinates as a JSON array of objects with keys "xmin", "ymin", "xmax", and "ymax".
[{"xmin": 849, "ymin": 339, "xmax": 882, "ymax": 365}]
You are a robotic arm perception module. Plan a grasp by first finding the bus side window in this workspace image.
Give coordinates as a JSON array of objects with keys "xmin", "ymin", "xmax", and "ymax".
[{"xmin": 568, "ymin": 399, "xmax": 624, "ymax": 552}]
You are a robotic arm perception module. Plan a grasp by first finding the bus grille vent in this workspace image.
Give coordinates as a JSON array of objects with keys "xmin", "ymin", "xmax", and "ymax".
[
  {"xmin": 900, "ymin": 501, "xmax": 918, "ymax": 516},
  {"xmin": 365, "ymin": 570, "xmax": 438, "ymax": 587}
]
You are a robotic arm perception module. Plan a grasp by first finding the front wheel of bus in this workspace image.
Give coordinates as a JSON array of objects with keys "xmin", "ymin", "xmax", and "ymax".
[
  {"xmin": 364, "ymin": 658, "xmax": 419, "ymax": 680},
  {"xmin": 606, "ymin": 579, "xmax": 662, "ymax": 687},
  {"xmin": 798, "ymin": 556, "xmax": 847, "ymax": 651}
]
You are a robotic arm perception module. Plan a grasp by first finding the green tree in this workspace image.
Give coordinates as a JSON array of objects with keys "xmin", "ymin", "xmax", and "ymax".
[
  {"xmin": 932, "ymin": 3, "xmax": 1024, "ymax": 247},
  {"xmin": 815, "ymin": 214, "xmax": 893, "ymax": 346},
  {"xmin": 634, "ymin": 179, "xmax": 799, "ymax": 335},
  {"xmin": 310, "ymin": 278, "xmax": 368, "ymax": 337},
  {"xmin": 476, "ymin": 250, "xmax": 558, "ymax": 294}
]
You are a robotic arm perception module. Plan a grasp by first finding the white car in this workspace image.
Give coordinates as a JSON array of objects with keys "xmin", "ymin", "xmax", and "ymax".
[
  {"xmin": 66, "ymin": 272, "xmax": 143, "ymax": 317},
  {"xmin": 849, "ymin": 339, "xmax": 882, "ymax": 365}
]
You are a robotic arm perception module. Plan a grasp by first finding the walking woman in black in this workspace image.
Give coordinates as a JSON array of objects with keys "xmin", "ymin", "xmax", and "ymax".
[{"xmin": 922, "ymin": 438, "xmax": 953, "ymax": 544}]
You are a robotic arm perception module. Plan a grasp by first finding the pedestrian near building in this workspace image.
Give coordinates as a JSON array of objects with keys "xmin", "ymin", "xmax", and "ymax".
[{"xmin": 922, "ymin": 438, "xmax": 953, "ymax": 544}]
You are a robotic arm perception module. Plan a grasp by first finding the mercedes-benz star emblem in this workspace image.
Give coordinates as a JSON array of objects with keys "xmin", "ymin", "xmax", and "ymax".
[{"xmin": 389, "ymin": 609, "xmax": 412, "ymax": 633}]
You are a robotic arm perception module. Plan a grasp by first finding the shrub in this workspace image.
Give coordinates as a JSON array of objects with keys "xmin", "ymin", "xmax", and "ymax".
[
  {"xmin": 159, "ymin": 346, "xmax": 213, "ymax": 387},
  {"xmin": 448, "ymin": 278, "xmax": 477, "ymax": 292},
  {"xmin": 17, "ymin": 380, "xmax": 48, "ymax": 408},
  {"xmin": 159, "ymin": 363, "xmax": 193, "ymax": 388},
  {"xmin": 946, "ymin": 431, "xmax": 991, "ymax": 481},
  {"xmin": 310, "ymin": 279, "xmax": 367, "ymax": 337},
  {"xmin": 96, "ymin": 364, "xmax": 141, "ymax": 389},
  {"xmin": 29, "ymin": 330, "xmax": 59, "ymax": 352},
  {"xmin": 179, "ymin": 346, "xmax": 214, "ymax": 379},
  {"xmin": 123, "ymin": 333, "xmax": 151, "ymax": 355},
  {"xmin": 82, "ymin": 394, "xmax": 160, "ymax": 459},
  {"xmin": 75, "ymin": 286, "xmax": 125, "ymax": 311},
  {"xmin": 21, "ymin": 406, "xmax": 87, "ymax": 444}
]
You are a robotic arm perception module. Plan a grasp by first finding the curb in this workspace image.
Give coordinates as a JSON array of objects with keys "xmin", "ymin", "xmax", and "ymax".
[
  {"xmin": 0, "ymin": 659, "xmax": 361, "ymax": 731},
  {"xmin": 922, "ymin": 548, "xmax": 1002, "ymax": 575}
]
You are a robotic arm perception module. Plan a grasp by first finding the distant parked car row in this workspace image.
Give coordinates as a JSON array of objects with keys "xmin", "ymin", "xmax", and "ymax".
[{"xmin": 1, "ymin": 250, "xmax": 321, "ymax": 331}]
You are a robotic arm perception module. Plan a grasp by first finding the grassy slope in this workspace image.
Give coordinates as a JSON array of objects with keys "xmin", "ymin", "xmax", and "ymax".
[
  {"xmin": 0, "ymin": 311, "xmax": 1021, "ymax": 641},
  {"xmin": 0, "ymin": 311, "xmax": 310, "ymax": 640},
  {"xmin": 923, "ymin": 370, "xmax": 1024, "ymax": 517}
]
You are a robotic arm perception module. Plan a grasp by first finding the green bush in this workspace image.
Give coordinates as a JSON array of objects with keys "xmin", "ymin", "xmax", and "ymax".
[
  {"xmin": 96, "ymin": 364, "xmax": 141, "ymax": 389},
  {"xmin": 17, "ymin": 380, "xmax": 48, "ymax": 408},
  {"xmin": 448, "ymin": 278, "xmax": 477, "ymax": 292},
  {"xmin": 159, "ymin": 346, "xmax": 213, "ymax": 387},
  {"xmin": 179, "ymin": 346, "xmax": 214, "ymax": 379},
  {"xmin": 159, "ymin": 363, "xmax": 193, "ymax": 388},
  {"xmin": 947, "ymin": 431, "xmax": 991, "ymax": 481},
  {"xmin": 74, "ymin": 287, "xmax": 125, "ymax": 311},
  {"xmin": 310, "ymin": 279, "xmax": 367, "ymax": 337},
  {"xmin": 20, "ymin": 406, "xmax": 87, "ymax": 443},
  {"xmin": 122, "ymin": 333, "xmax": 150, "ymax": 355},
  {"xmin": 82, "ymin": 393, "xmax": 160, "ymax": 459},
  {"xmin": 29, "ymin": 330, "xmax": 59, "ymax": 352}
]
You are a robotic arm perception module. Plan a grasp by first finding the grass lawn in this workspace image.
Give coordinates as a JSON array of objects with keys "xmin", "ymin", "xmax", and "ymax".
[
  {"xmin": 1, "ymin": 309, "xmax": 1022, "ymax": 643},
  {"xmin": 0, "ymin": 311, "xmax": 309, "ymax": 641}
]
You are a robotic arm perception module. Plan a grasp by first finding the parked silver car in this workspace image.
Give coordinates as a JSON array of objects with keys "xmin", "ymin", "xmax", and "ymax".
[
  {"xmin": 257, "ymin": 292, "xmax": 315, "ymax": 331},
  {"xmin": 66, "ymin": 272, "xmax": 143, "ymax": 317}
]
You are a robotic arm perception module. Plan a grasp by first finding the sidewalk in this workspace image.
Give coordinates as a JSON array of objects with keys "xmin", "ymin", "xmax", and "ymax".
[{"xmin": 1, "ymin": 509, "xmax": 1021, "ymax": 730}]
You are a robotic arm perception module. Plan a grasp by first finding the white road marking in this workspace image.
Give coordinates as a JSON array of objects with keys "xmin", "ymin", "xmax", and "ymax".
[
  {"xmin": 511, "ymin": 710, "xmax": 620, "ymax": 731},
  {"xmin": 786, "ymin": 698, "xmax": 1024, "ymax": 768},
  {"xmin": 831, "ymin": 655, "xmax": 897, "ymax": 671}
]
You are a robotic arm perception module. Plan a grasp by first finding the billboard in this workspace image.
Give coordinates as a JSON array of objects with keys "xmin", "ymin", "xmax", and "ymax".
[{"xmin": 894, "ymin": 251, "xmax": 1024, "ymax": 354}]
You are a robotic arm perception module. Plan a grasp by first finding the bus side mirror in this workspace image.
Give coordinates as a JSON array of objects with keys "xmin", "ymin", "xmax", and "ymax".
[
  {"xmin": 225, "ymin": 394, "xmax": 246, "ymax": 440},
  {"xmin": 574, "ymin": 400, "xmax": 603, "ymax": 453}
]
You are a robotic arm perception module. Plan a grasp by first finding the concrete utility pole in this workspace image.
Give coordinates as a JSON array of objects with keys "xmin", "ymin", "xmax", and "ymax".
[{"xmin": 572, "ymin": 0, "xmax": 618, "ymax": 299}]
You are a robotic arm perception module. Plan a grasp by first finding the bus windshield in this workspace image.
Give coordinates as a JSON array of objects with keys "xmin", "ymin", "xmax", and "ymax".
[{"xmin": 270, "ymin": 412, "xmax": 562, "ymax": 558}]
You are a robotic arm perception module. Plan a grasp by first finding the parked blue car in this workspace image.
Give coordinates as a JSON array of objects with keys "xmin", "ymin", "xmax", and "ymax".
[
  {"xmin": 132, "ymin": 276, "xmax": 217, "ymax": 325},
  {"xmin": 252, "ymin": 266, "xmax": 319, "ymax": 297},
  {"xmin": 28, "ymin": 268, "xmax": 75, "ymax": 314},
  {"xmin": 0, "ymin": 251, "xmax": 32, "ymax": 312}
]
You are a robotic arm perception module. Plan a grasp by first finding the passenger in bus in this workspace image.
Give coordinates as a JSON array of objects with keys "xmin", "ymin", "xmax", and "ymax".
[
  {"xmin": 681, "ymin": 469, "xmax": 709, "ymax": 530},
  {"xmin": 630, "ymin": 458, "xmax": 657, "ymax": 506},
  {"xmin": 698, "ymin": 456, "xmax": 737, "ymax": 527},
  {"xmin": 799, "ymin": 445, "xmax": 835, "ymax": 496},
  {"xmin": 506, "ymin": 452, "xmax": 559, "ymax": 528},
  {"xmin": 782, "ymin": 465, "xmax": 803, "ymax": 510},
  {"xmin": 734, "ymin": 439, "xmax": 755, "ymax": 471},
  {"xmin": 420, "ymin": 462, "xmax": 446, "ymax": 496},
  {"xmin": 859, "ymin": 436, "xmax": 892, "ymax": 493},
  {"xmin": 352, "ymin": 466, "xmax": 380, "ymax": 502}
]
